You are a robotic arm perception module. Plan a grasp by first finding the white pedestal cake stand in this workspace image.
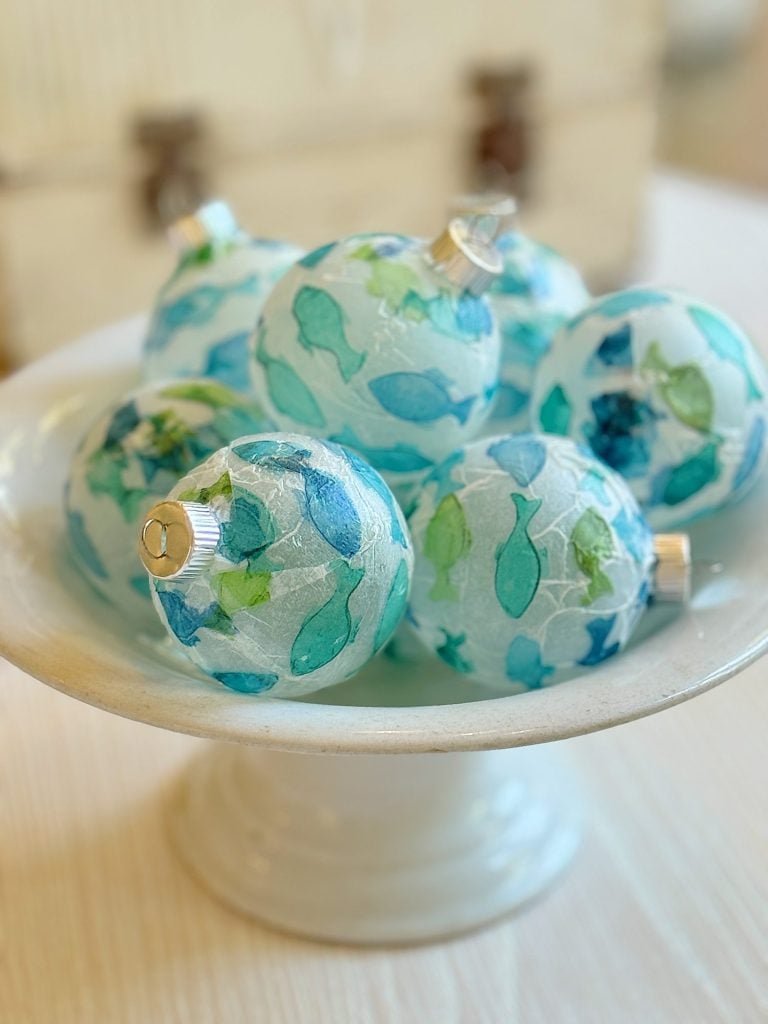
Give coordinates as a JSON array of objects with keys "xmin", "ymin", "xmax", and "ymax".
[{"xmin": 1, "ymin": 319, "xmax": 767, "ymax": 944}]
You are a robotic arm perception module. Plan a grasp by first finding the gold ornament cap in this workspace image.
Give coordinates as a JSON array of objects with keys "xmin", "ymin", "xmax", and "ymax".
[
  {"xmin": 653, "ymin": 533, "xmax": 691, "ymax": 603},
  {"xmin": 139, "ymin": 500, "xmax": 221, "ymax": 581},
  {"xmin": 449, "ymin": 192, "xmax": 518, "ymax": 241},
  {"xmin": 428, "ymin": 218, "xmax": 502, "ymax": 295},
  {"xmin": 167, "ymin": 200, "xmax": 240, "ymax": 252}
]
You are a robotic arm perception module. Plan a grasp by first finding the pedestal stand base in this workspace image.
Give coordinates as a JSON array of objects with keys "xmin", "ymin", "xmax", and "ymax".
[{"xmin": 170, "ymin": 743, "xmax": 581, "ymax": 945}]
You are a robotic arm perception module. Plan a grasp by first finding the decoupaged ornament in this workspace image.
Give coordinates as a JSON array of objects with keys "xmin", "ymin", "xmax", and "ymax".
[
  {"xmin": 407, "ymin": 433, "xmax": 689, "ymax": 691},
  {"xmin": 143, "ymin": 200, "xmax": 304, "ymax": 392},
  {"xmin": 452, "ymin": 193, "xmax": 590, "ymax": 434},
  {"xmin": 250, "ymin": 221, "xmax": 502, "ymax": 486},
  {"xmin": 531, "ymin": 287, "xmax": 768, "ymax": 529},
  {"xmin": 139, "ymin": 434, "xmax": 413, "ymax": 696},
  {"xmin": 65, "ymin": 379, "xmax": 272, "ymax": 627}
]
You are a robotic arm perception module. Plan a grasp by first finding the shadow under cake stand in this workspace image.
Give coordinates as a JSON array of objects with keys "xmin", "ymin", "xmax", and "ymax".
[{"xmin": 1, "ymin": 318, "xmax": 766, "ymax": 944}]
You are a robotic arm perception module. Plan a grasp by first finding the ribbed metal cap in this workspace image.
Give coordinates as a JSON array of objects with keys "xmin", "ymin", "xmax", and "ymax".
[
  {"xmin": 167, "ymin": 200, "xmax": 240, "ymax": 252},
  {"xmin": 139, "ymin": 500, "xmax": 221, "ymax": 581},
  {"xmin": 427, "ymin": 219, "xmax": 502, "ymax": 295},
  {"xmin": 653, "ymin": 533, "xmax": 692, "ymax": 603},
  {"xmin": 449, "ymin": 192, "xmax": 518, "ymax": 241}
]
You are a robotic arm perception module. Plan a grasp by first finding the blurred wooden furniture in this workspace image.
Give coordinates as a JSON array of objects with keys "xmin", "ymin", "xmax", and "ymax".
[{"xmin": 0, "ymin": 0, "xmax": 663, "ymax": 365}]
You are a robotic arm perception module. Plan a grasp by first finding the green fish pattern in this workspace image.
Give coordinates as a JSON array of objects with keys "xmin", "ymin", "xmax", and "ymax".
[
  {"xmin": 495, "ymin": 494, "xmax": 542, "ymax": 618},
  {"xmin": 292, "ymin": 285, "xmax": 367, "ymax": 382},
  {"xmin": 424, "ymin": 494, "xmax": 472, "ymax": 602},
  {"xmin": 177, "ymin": 471, "xmax": 233, "ymax": 504},
  {"xmin": 641, "ymin": 341, "xmax": 713, "ymax": 432},
  {"xmin": 570, "ymin": 508, "xmax": 615, "ymax": 606},
  {"xmin": 290, "ymin": 560, "xmax": 365, "ymax": 676},
  {"xmin": 214, "ymin": 568, "xmax": 272, "ymax": 616},
  {"xmin": 255, "ymin": 325, "xmax": 327, "ymax": 428}
]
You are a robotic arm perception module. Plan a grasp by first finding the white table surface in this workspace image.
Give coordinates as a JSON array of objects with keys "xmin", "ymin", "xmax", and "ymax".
[{"xmin": 3, "ymin": 173, "xmax": 768, "ymax": 1023}]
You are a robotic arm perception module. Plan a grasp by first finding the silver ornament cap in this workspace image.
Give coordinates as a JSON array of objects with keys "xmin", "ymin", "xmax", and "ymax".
[
  {"xmin": 428, "ymin": 218, "xmax": 502, "ymax": 295},
  {"xmin": 139, "ymin": 500, "xmax": 221, "ymax": 581},
  {"xmin": 168, "ymin": 199, "xmax": 240, "ymax": 252},
  {"xmin": 450, "ymin": 191, "xmax": 518, "ymax": 241},
  {"xmin": 653, "ymin": 533, "xmax": 691, "ymax": 603}
]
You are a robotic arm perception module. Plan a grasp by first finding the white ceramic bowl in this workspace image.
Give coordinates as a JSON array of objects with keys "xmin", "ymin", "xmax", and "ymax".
[
  {"xmin": 1, "ymin": 318, "xmax": 766, "ymax": 943},
  {"xmin": 1, "ymin": 316, "xmax": 767, "ymax": 754}
]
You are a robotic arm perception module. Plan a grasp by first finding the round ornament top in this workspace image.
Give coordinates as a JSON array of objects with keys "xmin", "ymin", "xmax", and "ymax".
[
  {"xmin": 167, "ymin": 200, "xmax": 241, "ymax": 252},
  {"xmin": 428, "ymin": 219, "xmax": 502, "ymax": 295},
  {"xmin": 140, "ymin": 500, "xmax": 221, "ymax": 580},
  {"xmin": 653, "ymin": 533, "xmax": 692, "ymax": 604},
  {"xmin": 450, "ymin": 192, "xmax": 519, "ymax": 240}
]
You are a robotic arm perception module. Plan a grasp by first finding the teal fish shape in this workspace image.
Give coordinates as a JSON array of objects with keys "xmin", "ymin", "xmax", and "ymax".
[
  {"xmin": 146, "ymin": 275, "xmax": 260, "ymax": 353},
  {"xmin": 255, "ymin": 325, "xmax": 326, "ymax": 428},
  {"xmin": 495, "ymin": 494, "xmax": 543, "ymax": 618},
  {"xmin": 368, "ymin": 370, "xmax": 476, "ymax": 425},
  {"xmin": 338, "ymin": 445, "xmax": 407, "ymax": 548},
  {"xmin": 290, "ymin": 559, "xmax": 365, "ymax": 676},
  {"xmin": 328, "ymin": 426, "xmax": 433, "ymax": 474},
  {"xmin": 292, "ymin": 285, "xmax": 367, "ymax": 382},
  {"xmin": 688, "ymin": 304, "xmax": 763, "ymax": 401},
  {"xmin": 505, "ymin": 635, "xmax": 554, "ymax": 689},
  {"xmin": 373, "ymin": 559, "xmax": 411, "ymax": 652},
  {"xmin": 436, "ymin": 630, "xmax": 474, "ymax": 674}
]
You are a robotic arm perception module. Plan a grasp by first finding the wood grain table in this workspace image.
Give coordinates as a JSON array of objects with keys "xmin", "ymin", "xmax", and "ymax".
[{"xmin": 3, "ymin": 174, "xmax": 768, "ymax": 1023}]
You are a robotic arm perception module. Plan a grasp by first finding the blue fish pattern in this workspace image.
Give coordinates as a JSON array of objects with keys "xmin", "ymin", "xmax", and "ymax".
[
  {"xmin": 501, "ymin": 319, "xmax": 553, "ymax": 368},
  {"xmin": 584, "ymin": 392, "xmax": 659, "ymax": 479},
  {"xmin": 587, "ymin": 323, "xmax": 633, "ymax": 371},
  {"xmin": 146, "ymin": 276, "xmax": 260, "ymax": 352},
  {"xmin": 232, "ymin": 439, "xmax": 311, "ymax": 464},
  {"xmin": 488, "ymin": 435, "xmax": 546, "ymax": 486},
  {"xmin": 337, "ymin": 445, "xmax": 407, "ymax": 548},
  {"xmin": 578, "ymin": 616, "xmax": 620, "ymax": 666},
  {"xmin": 203, "ymin": 331, "xmax": 251, "ymax": 392},
  {"xmin": 212, "ymin": 671, "xmax": 279, "ymax": 694},
  {"xmin": 368, "ymin": 370, "xmax": 476, "ymax": 426},
  {"xmin": 569, "ymin": 289, "xmax": 671, "ymax": 331},
  {"xmin": 290, "ymin": 559, "xmax": 365, "ymax": 676},
  {"xmin": 436, "ymin": 630, "xmax": 474, "ymax": 673},
  {"xmin": 373, "ymin": 559, "xmax": 410, "ymax": 652},
  {"xmin": 688, "ymin": 304, "xmax": 763, "ymax": 401},
  {"xmin": 103, "ymin": 400, "xmax": 141, "ymax": 449},
  {"xmin": 455, "ymin": 293, "xmax": 493, "ymax": 337},
  {"xmin": 266, "ymin": 454, "xmax": 362, "ymax": 557},
  {"xmin": 422, "ymin": 449, "xmax": 465, "ymax": 502},
  {"xmin": 328, "ymin": 426, "xmax": 433, "ymax": 474},
  {"xmin": 220, "ymin": 489, "xmax": 278, "ymax": 565},
  {"xmin": 492, "ymin": 381, "xmax": 529, "ymax": 420},
  {"xmin": 505, "ymin": 635, "xmax": 555, "ymax": 689},
  {"xmin": 611, "ymin": 505, "xmax": 651, "ymax": 563},
  {"xmin": 155, "ymin": 589, "xmax": 234, "ymax": 647},
  {"xmin": 255, "ymin": 325, "xmax": 327, "ymax": 428}
]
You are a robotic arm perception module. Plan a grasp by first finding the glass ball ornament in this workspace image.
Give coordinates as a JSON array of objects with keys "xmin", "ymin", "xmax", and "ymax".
[
  {"xmin": 452, "ymin": 194, "xmax": 590, "ymax": 434},
  {"xmin": 65, "ymin": 378, "xmax": 272, "ymax": 628},
  {"xmin": 142, "ymin": 200, "xmax": 304, "ymax": 392},
  {"xmin": 139, "ymin": 434, "xmax": 414, "ymax": 697},
  {"xmin": 531, "ymin": 287, "xmax": 768, "ymax": 529},
  {"xmin": 249, "ymin": 221, "xmax": 502, "ymax": 486},
  {"xmin": 407, "ymin": 433, "xmax": 689, "ymax": 691}
]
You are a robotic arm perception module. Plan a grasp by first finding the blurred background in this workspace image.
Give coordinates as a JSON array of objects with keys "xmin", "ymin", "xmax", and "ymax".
[{"xmin": 0, "ymin": 0, "xmax": 766, "ymax": 370}]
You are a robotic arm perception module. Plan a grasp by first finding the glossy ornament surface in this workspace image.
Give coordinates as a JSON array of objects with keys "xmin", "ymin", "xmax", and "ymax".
[
  {"xmin": 146, "ymin": 433, "xmax": 413, "ymax": 697},
  {"xmin": 143, "ymin": 202, "xmax": 304, "ymax": 392},
  {"xmin": 488, "ymin": 231, "xmax": 589, "ymax": 433},
  {"xmin": 65, "ymin": 378, "xmax": 272, "ymax": 627},
  {"xmin": 531, "ymin": 288, "xmax": 768, "ymax": 528},
  {"xmin": 250, "ymin": 229, "xmax": 501, "ymax": 485},
  {"xmin": 407, "ymin": 433, "xmax": 656, "ymax": 689}
]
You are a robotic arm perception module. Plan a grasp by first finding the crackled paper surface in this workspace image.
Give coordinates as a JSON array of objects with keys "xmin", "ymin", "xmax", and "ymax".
[
  {"xmin": 485, "ymin": 231, "xmax": 589, "ymax": 435},
  {"xmin": 249, "ymin": 233, "xmax": 501, "ymax": 486},
  {"xmin": 407, "ymin": 433, "xmax": 654, "ymax": 691},
  {"xmin": 143, "ymin": 236, "xmax": 304, "ymax": 392},
  {"xmin": 532, "ymin": 288, "xmax": 768, "ymax": 529},
  {"xmin": 65, "ymin": 380, "xmax": 272, "ymax": 628},
  {"xmin": 151, "ymin": 434, "xmax": 414, "ymax": 697}
]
